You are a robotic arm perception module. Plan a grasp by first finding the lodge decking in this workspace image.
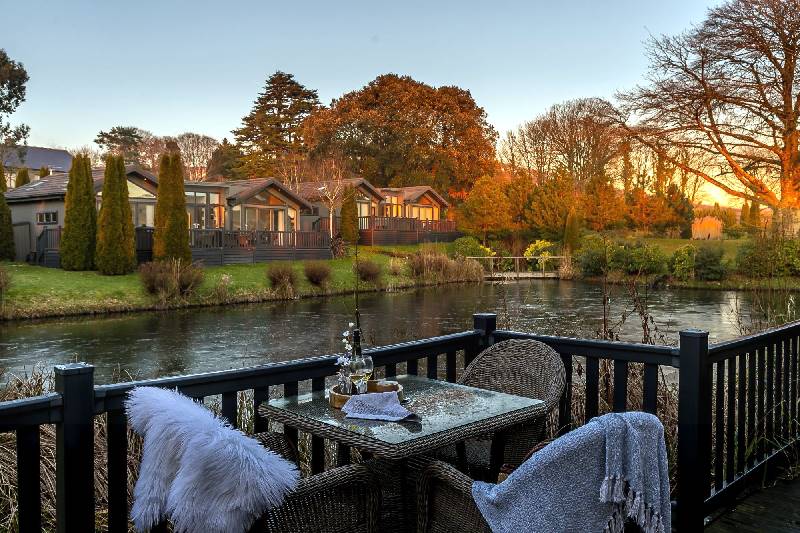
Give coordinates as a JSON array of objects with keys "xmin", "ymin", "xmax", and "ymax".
[
  {"xmin": 2, "ymin": 312, "xmax": 800, "ymax": 531},
  {"xmin": 314, "ymin": 215, "xmax": 460, "ymax": 245}
]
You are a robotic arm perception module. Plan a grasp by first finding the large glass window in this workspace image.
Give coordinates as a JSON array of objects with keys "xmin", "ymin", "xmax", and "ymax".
[
  {"xmin": 133, "ymin": 203, "xmax": 155, "ymax": 227},
  {"xmin": 232, "ymin": 206, "xmax": 241, "ymax": 230}
]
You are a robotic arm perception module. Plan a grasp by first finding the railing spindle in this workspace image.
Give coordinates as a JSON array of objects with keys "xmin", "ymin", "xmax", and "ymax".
[
  {"xmin": 782, "ymin": 336, "xmax": 791, "ymax": 441},
  {"xmin": 558, "ymin": 354, "xmax": 573, "ymax": 435},
  {"xmin": 737, "ymin": 351, "xmax": 747, "ymax": 474},
  {"xmin": 766, "ymin": 343, "xmax": 774, "ymax": 456},
  {"xmin": 427, "ymin": 354, "xmax": 438, "ymax": 379},
  {"xmin": 253, "ymin": 386, "xmax": 269, "ymax": 433},
  {"xmin": 792, "ymin": 336, "xmax": 799, "ymax": 438},
  {"xmin": 283, "ymin": 382, "xmax": 299, "ymax": 449},
  {"xmin": 757, "ymin": 345, "xmax": 766, "ymax": 460},
  {"xmin": 446, "ymin": 351, "xmax": 457, "ymax": 382},
  {"xmin": 385, "ymin": 363, "xmax": 397, "ymax": 379},
  {"xmin": 585, "ymin": 357, "xmax": 599, "ymax": 420},
  {"xmin": 714, "ymin": 361, "xmax": 724, "ymax": 491},
  {"xmin": 310, "ymin": 377, "xmax": 325, "ymax": 474},
  {"xmin": 221, "ymin": 391, "xmax": 237, "ymax": 428},
  {"xmin": 107, "ymin": 410, "xmax": 128, "ymax": 533},
  {"xmin": 747, "ymin": 349, "xmax": 757, "ymax": 468},
  {"xmin": 612, "ymin": 360, "xmax": 628, "ymax": 412},
  {"xmin": 725, "ymin": 357, "xmax": 735, "ymax": 484},
  {"xmin": 16, "ymin": 425, "xmax": 41, "ymax": 533},
  {"xmin": 642, "ymin": 363, "xmax": 658, "ymax": 415},
  {"xmin": 407, "ymin": 358, "xmax": 418, "ymax": 376}
]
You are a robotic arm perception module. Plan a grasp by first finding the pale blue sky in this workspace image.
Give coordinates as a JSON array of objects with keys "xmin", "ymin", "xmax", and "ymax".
[{"xmin": 5, "ymin": 0, "xmax": 715, "ymax": 149}]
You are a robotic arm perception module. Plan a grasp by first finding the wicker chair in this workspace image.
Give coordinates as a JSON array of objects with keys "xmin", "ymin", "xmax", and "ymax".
[
  {"xmin": 417, "ymin": 459, "xmax": 490, "ymax": 533},
  {"xmin": 439, "ymin": 339, "xmax": 566, "ymax": 479},
  {"xmin": 250, "ymin": 432, "xmax": 382, "ymax": 532}
]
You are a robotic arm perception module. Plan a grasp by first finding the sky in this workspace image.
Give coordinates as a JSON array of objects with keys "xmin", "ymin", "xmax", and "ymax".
[{"xmin": 4, "ymin": 0, "xmax": 725, "ymax": 200}]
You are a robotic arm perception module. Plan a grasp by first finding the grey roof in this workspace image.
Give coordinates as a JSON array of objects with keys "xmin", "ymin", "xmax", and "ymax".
[
  {"xmin": 5, "ymin": 165, "xmax": 157, "ymax": 203},
  {"xmin": 224, "ymin": 178, "xmax": 313, "ymax": 210},
  {"xmin": 2, "ymin": 146, "xmax": 73, "ymax": 173},
  {"xmin": 380, "ymin": 185, "xmax": 449, "ymax": 207},
  {"xmin": 295, "ymin": 178, "xmax": 385, "ymax": 203}
]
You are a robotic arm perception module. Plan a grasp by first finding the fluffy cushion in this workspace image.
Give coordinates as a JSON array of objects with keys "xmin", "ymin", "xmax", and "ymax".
[{"xmin": 126, "ymin": 386, "xmax": 299, "ymax": 533}]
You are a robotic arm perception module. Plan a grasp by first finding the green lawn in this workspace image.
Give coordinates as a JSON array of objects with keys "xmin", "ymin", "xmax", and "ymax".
[
  {"xmin": 626, "ymin": 237, "xmax": 748, "ymax": 261},
  {"xmin": 0, "ymin": 248, "xmax": 424, "ymax": 320}
]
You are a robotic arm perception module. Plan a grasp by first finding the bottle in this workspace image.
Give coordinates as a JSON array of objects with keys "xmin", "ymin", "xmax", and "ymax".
[{"xmin": 348, "ymin": 328, "xmax": 366, "ymax": 394}]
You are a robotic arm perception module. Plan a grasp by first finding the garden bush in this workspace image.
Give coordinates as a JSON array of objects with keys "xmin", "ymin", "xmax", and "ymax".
[
  {"xmin": 610, "ymin": 242, "xmax": 668, "ymax": 276},
  {"xmin": 139, "ymin": 259, "xmax": 204, "ymax": 303},
  {"xmin": 575, "ymin": 235, "xmax": 618, "ymax": 276},
  {"xmin": 669, "ymin": 245, "xmax": 696, "ymax": 281},
  {"xmin": 695, "ymin": 245, "xmax": 726, "ymax": 281},
  {"xmin": 354, "ymin": 259, "xmax": 382, "ymax": 284},
  {"xmin": 304, "ymin": 261, "xmax": 332, "ymax": 288},
  {"xmin": 735, "ymin": 237, "xmax": 800, "ymax": 278},
  {"xmin": 450, "ymin": 236, "xmax": 493, "ymax": 259},
  {"xmin": 267, "ymin": 263, "xmax": 298, "ymax": 296}
]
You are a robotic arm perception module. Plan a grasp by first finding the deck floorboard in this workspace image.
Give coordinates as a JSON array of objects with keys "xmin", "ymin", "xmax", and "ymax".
[{"xmin": 706, "ymin": 477, "xmax": 800, "ymax": 532}]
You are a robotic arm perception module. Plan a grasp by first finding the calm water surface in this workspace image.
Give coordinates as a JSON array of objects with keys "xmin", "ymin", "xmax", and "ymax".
[{"xmin": 0, "ymin": 280, "xmax": 750, "ymax": 383}]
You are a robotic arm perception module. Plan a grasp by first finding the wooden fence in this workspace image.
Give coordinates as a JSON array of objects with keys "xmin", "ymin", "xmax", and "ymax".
[{"xmin": 1, "ymin": 313, "xmax": 799, "ymax": 530}]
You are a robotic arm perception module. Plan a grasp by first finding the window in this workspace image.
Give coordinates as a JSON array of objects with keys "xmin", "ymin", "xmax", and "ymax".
[{"xmin": 36, "ymin": 211, "xmax": 58, "ymax": 225}]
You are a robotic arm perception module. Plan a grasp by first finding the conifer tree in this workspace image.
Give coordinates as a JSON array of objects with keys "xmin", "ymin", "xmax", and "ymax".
[
  {"xmin": 14, "ymin": 167, "xmax": 29, "ymax": 188},
  {"xmin": 95, "ymin": 156, "xmax": 136, "ymax": 274},
  {"xmin": 39, "ymin": 165, "xmax": 48, "ymax": 178},
  {"xmin": 153, "ymin": 151, "xmax": 191, "ymax": 262},
  {"xmin": 339, "ymin": 189, "xmax": 359, "ymax": 243},
  {"xmin": 0, "ymin": 188, "xmax": 13, "ymax": 261},
  {"xmin": 740, "ymin": 201, "xmax": 750, "ymax": 226},
  {"xmin": 563, "ymin": 207, "xmax": 581, "ymax": 253},
  {"xmin": 0, "ymin": 164, "xmax": 6, "ymax": 193},
  {"xmin": 60, "ymin": 155, "xmax": 97, "ymax": 270},
  {"xmin": 749, "ymin": 201, "xmax": 761, "ymax": 230}
]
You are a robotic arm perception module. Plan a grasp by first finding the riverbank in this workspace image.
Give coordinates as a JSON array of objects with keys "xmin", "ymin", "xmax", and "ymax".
[{"xmin": 0, "ymin": 245, "xmax": 474, "ymax": 321}]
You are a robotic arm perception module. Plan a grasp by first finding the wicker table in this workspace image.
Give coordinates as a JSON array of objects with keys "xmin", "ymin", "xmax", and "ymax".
[{"xmin": 259, "ymin": 375, "xmax": 545, "ymax": 532}]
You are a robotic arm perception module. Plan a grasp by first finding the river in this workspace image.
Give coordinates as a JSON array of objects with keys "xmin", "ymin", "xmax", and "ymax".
[{"xmin": 0, "ymin": 280, "xmax": 753, "ymax": 383}]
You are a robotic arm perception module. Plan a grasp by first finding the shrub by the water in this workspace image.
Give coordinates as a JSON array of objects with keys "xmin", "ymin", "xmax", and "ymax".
[
  {"xmin": 355, "ymin": 259, "xmax": 382, "ymax": 284},
  {"xmin": 95, "ymin": 156, "xmax": 136, "ymax": 275},
  {"xmin": 139, "ymin": 259, "xmax": 204, "ymax": 303},
  {"xmin": 610, "ymin": 242, "xmax": 668, "ymax": 276},
  {"xmin": 304, "ymin": 261, "xmax": 332, "ymax": 288},
  {"xmin": 267, "ymin": 263, "xmax": 298, "ymax": 296},
  {"xmin": 576, "ymin": 235, "xmax": 618, "ymax": 276},
  {"xmin": 669, "ymin": 245, "xmax": 696, "ymax": 281},
  {"xmin": 450, "ymin": 236, "xmax": 493, "ymax": 259},
  {"xmin": 694, "ymin": 245, "xmax": 726, "ymax": 281}
]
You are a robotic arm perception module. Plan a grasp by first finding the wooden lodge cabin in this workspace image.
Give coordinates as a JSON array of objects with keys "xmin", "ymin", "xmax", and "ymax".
[
  {"xmin": 5, "ymin": 166, "xmax": 329, "ymax": 267},
  {"xmin": 296, "ymin": 180, "xmax": 459, "ymax": 245}
]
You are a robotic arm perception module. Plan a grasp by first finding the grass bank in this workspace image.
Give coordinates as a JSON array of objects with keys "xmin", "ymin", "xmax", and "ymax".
[{"xmin": 0, "ymin": 245, "xmax": 480, "ymax": 321}]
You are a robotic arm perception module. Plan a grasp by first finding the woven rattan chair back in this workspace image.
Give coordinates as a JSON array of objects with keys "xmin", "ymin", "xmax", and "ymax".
[{"xmin": 459, "ymin": 339, "xmax": 566, "ymax": 413}]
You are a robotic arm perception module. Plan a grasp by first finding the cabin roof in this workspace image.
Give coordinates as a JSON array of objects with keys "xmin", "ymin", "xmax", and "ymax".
[
  {"xmin": 5, "ymin": 165, "xmax": 157, "ymax": 203},
  {"xmin": 2, "ymin": 146, "xmax": 73, "ymax": 173},
  {"xmin": 223, "ymin": 178, "xmax": 313, "ymax": 210},
  {"xmin": 295, "ymin": 178, "xmax": 385, "ymax": 203},
  {"xmin": 379, "ymin": 186, "xmax": 449, "ymax": 207}
]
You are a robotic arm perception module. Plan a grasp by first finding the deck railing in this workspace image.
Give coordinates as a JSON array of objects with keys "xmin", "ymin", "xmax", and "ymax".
[
  {"xmin": 358, "ymin": 216, "xmax": 456, "ymax": 232},
  {"xmin": 188, "ymin": 229, "xmax": 331, "ymax": 250},
  {"xmin": 1, "ymin": 313, "xmax": 799, "ymax": 531}
]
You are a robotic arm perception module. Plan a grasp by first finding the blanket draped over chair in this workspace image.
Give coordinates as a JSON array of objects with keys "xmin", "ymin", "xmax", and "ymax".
[
  {"xmin": 126, "ymin": 387, "xmax": 299, "ymax": 533},
  {"xmin": 471, "ymin": 411, "xmax": 671, "ymax": 533}
]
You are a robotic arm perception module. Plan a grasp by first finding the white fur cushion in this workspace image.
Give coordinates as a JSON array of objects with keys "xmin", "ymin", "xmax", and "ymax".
[{"xmin": 126, "ymin": 386, "xmax": 299, "ymax": 533}]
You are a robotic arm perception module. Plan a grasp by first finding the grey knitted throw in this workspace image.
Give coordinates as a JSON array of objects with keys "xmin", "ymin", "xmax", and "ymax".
[{"xmin": 472, "ymin": 412, "xmax": 670, "ymax": 533}]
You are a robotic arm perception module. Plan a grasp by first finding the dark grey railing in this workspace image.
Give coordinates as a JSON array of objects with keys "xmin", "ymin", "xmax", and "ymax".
[{"xmin": 1, "ymin": 313, "xmax": 799, "ymax": 531}]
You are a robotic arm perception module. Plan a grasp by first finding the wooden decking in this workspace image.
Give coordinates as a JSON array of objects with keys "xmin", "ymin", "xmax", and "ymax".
[{"xmin": 706, "ymin": 477, "xmax": 800, "ymax": 532}]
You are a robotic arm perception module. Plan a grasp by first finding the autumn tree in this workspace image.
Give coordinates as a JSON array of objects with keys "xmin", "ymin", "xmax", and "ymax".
[
  {"xmin": 582, "ymin": 176, "xmax": 625, "ymax": 231},
  {"xmin": 616, "ymin": 0, "xmax": 800, "ymax": 218},
  {"xmin": 0, "ymin": 49, "xmax": 30, "ymax": 166},
  {"xmin": 234, "ymin": 71, "xmax": 319, "ymax": 177},
  {"xmin": 304, "ymin": 74, "xmax": 497, "ymax": 195},
  {"xmin": 175, "ymin": 132, "xmax": 219, "ymax": 181},
  {"xmin": 95, "ymin": 126, "xmax": 145, "ymax": 165},
  {"xmin": 153, "ymin": 151, "xmax": 191, "ymax": 262},
  {"xmin": 740, "ymin": 201, "xmax": 750, "ymax": 226},
  {"xmin": 14, "ymin": 168, "xmax": 29, "ymax": 188},
  {"xmin": 459, "ymin": 176, "xmax": 512, "ymax": 244},
  {"xmin": 206, "ymin": 138, "xmax": 244, "ymax": 181},
  {"xmin": 95, "ymin": 155, "xmax": 136, "ymax": 274},
  {"xmin": 0, "ymin": 186, "xmax": 13, "ymax": 260},
  {"xmin": 524, "ymin": 176, "xmax": 575, "ymax": 241},
  {"xmin": 60, "ymin": 154, "xmax": 97, "ymax": 270},
  {"xmin": 749, "ymin": 202, "xmax": 762, "ymax": 231},
  {"xmin": 339, "ymin": 190, "xmax": 359, "ymax": 243}
]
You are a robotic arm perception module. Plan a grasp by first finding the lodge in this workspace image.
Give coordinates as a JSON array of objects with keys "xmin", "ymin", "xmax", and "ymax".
[{"xmin": 4, "ymin": 167, "xmax": 460, "ymax": 267}]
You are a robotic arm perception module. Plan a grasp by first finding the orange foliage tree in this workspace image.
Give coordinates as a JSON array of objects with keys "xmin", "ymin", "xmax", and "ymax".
[{"xmin": 458, "ymin": 176, "xmax": 513, "ymax": 244}]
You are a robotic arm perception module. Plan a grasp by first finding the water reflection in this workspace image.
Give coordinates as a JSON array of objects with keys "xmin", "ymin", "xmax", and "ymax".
[{"xmin": 0, "ymin": 280, "xmax": 749, "ymax": 383}]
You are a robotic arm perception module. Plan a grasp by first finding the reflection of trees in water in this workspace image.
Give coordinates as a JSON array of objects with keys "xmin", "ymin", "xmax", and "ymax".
[{"xmin": 152, "ymin": 310, "xmax": 191, "ymax": 378}]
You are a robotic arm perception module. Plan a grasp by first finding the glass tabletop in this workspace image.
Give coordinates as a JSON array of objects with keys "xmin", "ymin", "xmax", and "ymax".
[{"xmin": 265, "ymin": 375, "xmax": 544, "ymax": 449}]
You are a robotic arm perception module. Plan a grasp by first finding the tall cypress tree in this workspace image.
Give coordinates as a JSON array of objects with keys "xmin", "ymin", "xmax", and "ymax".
[
  {"xmin": 153, "ymin": 151, "xmax": 191, "ymax": 262},
  {"xmin": 14, "ymin": 168, "xmax": 29, "ymax": 188},
  {"xmin": 39, "ymin": 165, "xmax": 49, "ymax": 178},
  {"xmin": 740, "ymin": 201, "xmax": 750, "ymax": 226},
  {"xmin": 95, "ymin": 156, "xmax": 136, "ymax": 274},
  {"xmin": 60, "ymin": 155, "xmax": 97, "ymax": 270},
  {"xmin": 563, "ymin": 207, "xmax": 581, "ymax": 253},
  {"xmin": 0, "ymin": 164, "xmax": 6, "ymax": 193},
  {"xmin": 749, "ymin": 201, "xmax": 761, "ymax": 230},
  {"xmin": 0, "ymin": 189, "xmax": 13, "ymax": 261},
  {"xmin": 339, "ymin": 190, "xmax": 359, "ymax": 243}
]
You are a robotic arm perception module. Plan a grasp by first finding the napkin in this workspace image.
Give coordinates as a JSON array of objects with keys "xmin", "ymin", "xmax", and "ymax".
[{"xmin": 341, "ymin": 391, "xmax": 412, "ymax": 421}]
